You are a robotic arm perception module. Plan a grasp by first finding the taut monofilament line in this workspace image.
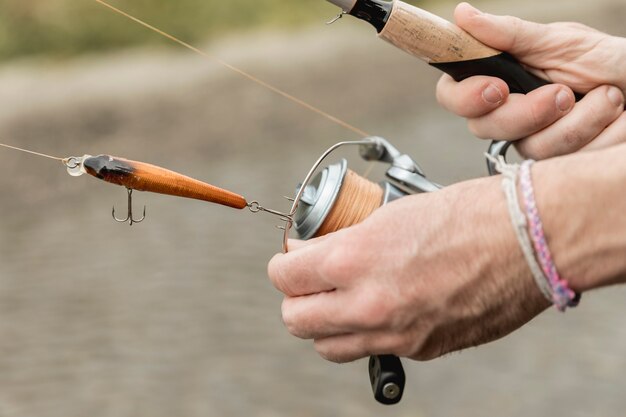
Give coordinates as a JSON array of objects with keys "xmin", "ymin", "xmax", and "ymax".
[
  {"xmin": 0, "ymin": 143, "xmax": 65, "ymax": 162},
  {"xmin": 92, "ymin": 0, "xmax": 371, "ymax": 138}
]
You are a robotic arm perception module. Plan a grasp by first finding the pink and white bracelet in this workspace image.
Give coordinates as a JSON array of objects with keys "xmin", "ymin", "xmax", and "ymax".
[{"xmin": 519, "ymin": 160, "xmax": 580, "ymax": 311}]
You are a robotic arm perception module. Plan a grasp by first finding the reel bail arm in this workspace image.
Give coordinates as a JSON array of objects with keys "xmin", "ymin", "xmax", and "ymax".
[{"xmin": 359, "ymin": 137, "xmax": 441, "ymax": 193}]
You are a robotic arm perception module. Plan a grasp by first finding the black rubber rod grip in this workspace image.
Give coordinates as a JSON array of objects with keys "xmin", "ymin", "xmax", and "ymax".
[{"xmin": 431, "ymin": 52, "xmax": 550, "ymax": 95}]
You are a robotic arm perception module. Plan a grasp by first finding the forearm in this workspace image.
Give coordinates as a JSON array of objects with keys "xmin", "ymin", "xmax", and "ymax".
[{"xmin": 534, "ymin": 143, "xmax": 626, "ymax": 292}]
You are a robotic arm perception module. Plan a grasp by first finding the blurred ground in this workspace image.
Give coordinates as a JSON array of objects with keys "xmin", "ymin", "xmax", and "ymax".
[{"xmin": 0, "ymin": 1, "xmax": 625, "ymax": 416}]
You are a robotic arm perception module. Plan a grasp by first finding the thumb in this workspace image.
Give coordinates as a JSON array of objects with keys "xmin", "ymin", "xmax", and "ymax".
[{"xmin": 454, "ymin": 2, "xmax": 548, "ymax": 57}]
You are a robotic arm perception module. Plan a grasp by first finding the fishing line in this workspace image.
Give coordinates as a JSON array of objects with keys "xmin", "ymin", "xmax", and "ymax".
[
  {"xmin": 92, "ymin": 0, "xmax": 371, "ymax": 138},
  {"xmin": 314, "ymin": 169, "xmax": 383, "ymax": 237},
  {"xmin": 0, "ymin": 143, "xmax": 65, "ymax": 162}
]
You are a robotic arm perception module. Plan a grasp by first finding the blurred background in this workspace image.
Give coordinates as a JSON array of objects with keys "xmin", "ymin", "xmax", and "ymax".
[{"xmin": 0, "ymin": 0, "xmax": 625, "ymax": 416}]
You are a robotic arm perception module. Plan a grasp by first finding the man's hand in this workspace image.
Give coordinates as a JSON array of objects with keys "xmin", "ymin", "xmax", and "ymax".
[
  {"xmin": 436, "ymin": 3, "xmax": 626, "ymax": 159},
  {"xmin": 268, "ymin": 178, "xmax": 549, "ymax": 363}
]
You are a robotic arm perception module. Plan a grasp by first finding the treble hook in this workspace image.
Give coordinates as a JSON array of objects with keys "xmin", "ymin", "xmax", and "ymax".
[{"xmin": 112, "ymin": 188, "xmax": 146, "ymax": 226}]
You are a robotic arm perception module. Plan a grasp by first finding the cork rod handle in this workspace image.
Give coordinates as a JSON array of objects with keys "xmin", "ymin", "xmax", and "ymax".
[
  {"xmin": 378, "ymin": 0, "xmax": 498, "ymax": 63},
  {"xmin": 379, "ymin": 0, "xmax": 552, "ymax": 95}
]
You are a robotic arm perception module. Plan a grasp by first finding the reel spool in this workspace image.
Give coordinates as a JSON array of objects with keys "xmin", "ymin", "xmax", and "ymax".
[
  {"xmin": 280, "ymin": 136, "xmax": 509, "ymax": 405},
  {"xmin": 293, "ymin": 160, "xmax": 402, "ymax": 239},
  {"xmin": 282, "ymin": 136, "xmax": 441, "ymax": 248}
]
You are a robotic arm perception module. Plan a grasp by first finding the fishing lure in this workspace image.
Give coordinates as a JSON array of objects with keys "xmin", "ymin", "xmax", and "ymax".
[
  {"xmin": 0, "ymin": 143, "xmax": 291, "ymax": 226},
  {"xmin": 67, "ymin": 154, "xmax": 248, "ymax": 225}
]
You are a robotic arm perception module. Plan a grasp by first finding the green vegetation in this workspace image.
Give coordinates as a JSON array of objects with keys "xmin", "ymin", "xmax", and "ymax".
[{"xmin": 0, "ymin": 0, "xmax": 363, "ymax": 60}]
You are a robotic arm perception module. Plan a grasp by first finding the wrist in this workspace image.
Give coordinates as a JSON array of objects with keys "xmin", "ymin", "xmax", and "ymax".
[
  {"xmin": 405, "ymin": 176, "xmax": 550, "ymax": 357},
  {"xmin": 531, "ymin": 144, "xmax": 626, "ymax": 292}
]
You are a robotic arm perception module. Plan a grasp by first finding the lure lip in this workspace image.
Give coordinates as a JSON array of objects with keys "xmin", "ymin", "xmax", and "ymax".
[{"xmin": 82, "ymin": 154, "xmax": 133, "ymax": 182}]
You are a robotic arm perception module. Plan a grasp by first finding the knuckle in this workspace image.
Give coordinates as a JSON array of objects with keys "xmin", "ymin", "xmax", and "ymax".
[
  {"xmin": 586, "ymin": 86, "xmax": 623, "ymax": 126},
  {"xmin": 318, "ymin": 242, "xmax": 355, "ymax": 283},
  {"xmin": 517, "ymin": 138, "xmax": 552, "ymax": 160},
  {"xmin": 600, "ymin": 87, "xmax": 625, "ymax": 117},
  {"xmin": 435, "ymin": 76, "xmax": 449, "ymax": 106},
  {"xmin": 280, "ymin": 298, "xmax": 298, "ymax": 334},
  {"xmin": 560, "ymin": 125, "xmax": 588, "ymax": 150},
  {"xmin": 313, "ymin": 341, "xmax": 331, "ymax": 360},
  {"xmin": 394, "ymin": 333, "xmax": 418, "ymax": 357},
  {"xmin": 617, "ymin": 111, "xmax": 626, "ymax": 128},
  {"xmin": 314, "ymin": 340, "xmax": 344, "ymax": 363},
  {"xmin": 357, "ymin": 292, "xmax": 393, "ymax": 330},
  {"xmin": 504, "ymin": 16, "xmax": 523, "ymax": 50},
  {"xmin": 607, "ymin": 112, "xmax": 626, "ymax": 146},
  {"xmin": 281, "ymin": 298, "xmax": 308, "ymax": 339},
  {"xmin": 411, "ymin": 336, "xmax": 443, "ymax": 361},
  {"xmin": 466, "ymin": 120, "xmax": 489, "ymax": 139},
  {"xmin": 558, "ymin": 21, "xmax": 593, "ymax": 31},
  {"xmin": 528, "ymin": 96, "xmax": 554, "ymax": 129}
]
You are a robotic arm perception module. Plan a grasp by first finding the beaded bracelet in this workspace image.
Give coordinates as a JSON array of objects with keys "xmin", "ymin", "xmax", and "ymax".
[{"xmin": 519, "ymin": 160, "xmax": 580, "ymax": 311}]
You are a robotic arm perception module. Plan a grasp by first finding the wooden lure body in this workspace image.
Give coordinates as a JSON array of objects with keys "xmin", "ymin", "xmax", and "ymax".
[{"xmin": 82, "ymin": 155, "xmax": 248, "ymax": 210}]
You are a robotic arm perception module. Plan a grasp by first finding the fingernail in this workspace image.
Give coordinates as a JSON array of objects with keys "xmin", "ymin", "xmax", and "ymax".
[
  {"xmin": 556, "ymin": 89, "xmax": 573, "ymax": 112},
  {"xmin": 607, "ymin": 86, "xmax": 624, "ymax": 107},
  {"xmin": 482, "ymin": 83, "xmax": 503, "ymax": 104}
]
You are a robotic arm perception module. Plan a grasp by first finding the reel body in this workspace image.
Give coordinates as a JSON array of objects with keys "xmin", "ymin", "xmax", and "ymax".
[{"xmin": 284, "ymin": 136, "xmax": 441, "ymax": 405}]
